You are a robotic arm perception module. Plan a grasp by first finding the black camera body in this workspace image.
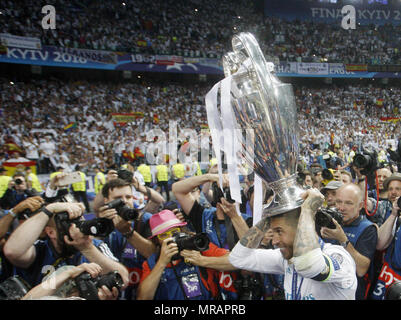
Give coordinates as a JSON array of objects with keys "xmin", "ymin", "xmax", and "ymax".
[
  {"xmin": 55, "ymin": 212, "xmax": 115, "ymax": 240},
  {"xmin": 353, "ymin": 149, "xmax": 379, "ymax": 176},
  {"xmin": 315, "ymin": 207, "xmax": 343, "ymax": 229},
  {"xmin": 106, "ymin": 198, "xmax": 139, "ymax": 221},
  {"xmin": 14, "ymin": 178, "xmax": 24, "ymax": 185},
  {"xmin": 321, "ymin": 168, "xmax": 334, "ymax": 181},
  {"xmin": 74, "ymin": 271, "xmax": 124, "ymax": 300},
  {"xmin": 170, "ymin": 232, "xmax": 210, "ymax": 260},
  {"xmin": 117, "ymin": 169, "xmax": 133, "ymax": 183},
  {"xmin": 0, "ymin": 276, "xmax": 31, "ymax": 300},
  {"xmin": 233, "ymin": 273, "xmax": 263, "ymax": 300},
  {"xmin": 386, "ymin": 280, "xmax": 401, "ymax": 300},
  {"xmin": 211, "ymin": 182, "xmax": 235, "ymax": 207}
]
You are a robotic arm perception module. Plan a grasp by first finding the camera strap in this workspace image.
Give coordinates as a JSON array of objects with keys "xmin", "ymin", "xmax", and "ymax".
[
  {"xmin": 224, "ymin": 215, "xmax": 238, "ymax": 251},
  {"xmin": 213, "ymin": 216, "xmax": 225, "ymax": 249}
]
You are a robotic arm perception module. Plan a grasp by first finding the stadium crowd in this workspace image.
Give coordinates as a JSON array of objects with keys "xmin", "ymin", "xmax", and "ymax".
[
  {"xmin": 0, "ymin": 75, "xmax": 399, "ymax": 300},
  {"xmin": 0, "ymin": 77, "xmax": 400, "ymax": 177},
  {"xmin": 1, "ymin": 0, "xmax": 401, "ymax": 64}
]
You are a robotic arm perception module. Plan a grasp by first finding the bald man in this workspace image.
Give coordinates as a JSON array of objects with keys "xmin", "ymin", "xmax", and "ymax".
[{"xmin": 319, "ymin": 183, "xmax": 378, "ymax": 300}]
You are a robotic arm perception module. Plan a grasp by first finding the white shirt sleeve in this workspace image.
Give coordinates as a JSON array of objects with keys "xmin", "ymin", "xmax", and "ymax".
[{"xmin": 228, "ymin": 242, "xmax": 285, "ymax": 275}]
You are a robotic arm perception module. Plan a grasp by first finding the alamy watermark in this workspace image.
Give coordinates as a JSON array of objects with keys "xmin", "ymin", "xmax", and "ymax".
[{"xmin": 41, "ymin": 5, "xmax": 56, "ymax": 29}]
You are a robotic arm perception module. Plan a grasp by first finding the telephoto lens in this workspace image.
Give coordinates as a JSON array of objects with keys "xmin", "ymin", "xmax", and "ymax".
[{"xmin": 76, "ymin": 218, "xmax": 115, "ymax": 237}]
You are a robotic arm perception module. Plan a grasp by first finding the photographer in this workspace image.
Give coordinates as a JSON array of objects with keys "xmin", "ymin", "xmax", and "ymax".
[
  {"xmin": 172, "ymin": 172, "xmax": 251, "ymax": 299},
  {"xmin": 2, "ymin": 201, "xmax": 129, "ymax": 289},
  {"xmin": 319, "ymin": 183, "xmax": 377, "ymax": 300},
  {"xmin": 0, "ymin": 196, "xmax": 44, "ymax": 243},
  {"xmin": 0, "ymin": 196, "xmax": 45, "ymax": 283},
  {"xmin": 21, "ymin": 262, "xmax": 119, "ymax": 300},
  {"xmin": 371, "ymin": 181, "xmax": 401, "ymax": 300},
  {"xmin": 96, "ymin": 178, "xmax": 157, "ymax": 299},
  {"xmin": 137, "ymin": 210, "xmax": 229, "ymax": 300},
  {"xmin": 0, "ymin": 173, "xmax": 39, "ymax": 210},
  {"xmin": 93, "ymin": 168, "xmax": 164, "ymax": 215},
  {"xmin": 363, "ymin": 171, "xmax": 398, "ymax": 227}
]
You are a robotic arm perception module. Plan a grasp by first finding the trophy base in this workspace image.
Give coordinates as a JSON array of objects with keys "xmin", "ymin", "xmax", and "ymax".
[{"xmin": 262, "ymin": 175, "xmax": 305, "ymax": 218}]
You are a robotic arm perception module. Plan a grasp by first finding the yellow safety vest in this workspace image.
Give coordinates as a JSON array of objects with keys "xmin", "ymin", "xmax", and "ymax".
[
  {"xmin": 156, "ymin": 165, "xmax": 169, "ymax": 181},
  {"xmin": 50, "ymin": 171, "xmax": 63, "ymax": 180},
  {"xmin": 94, "ymin": 172, "xmax": 106, "ymax": 194},
  {"xmin": 194, "ymin": 162, "xmax": 202, "ymax": 176},
  {"xmin": 27, "ymin": 172, "xmax": 43, "ymax": 192},
  {"xmin": 172, "ymin": 163, "xmax": 185, "ymax": 179},
  {"xmin": 138, "ymin": 164, "xmax": 152, "ymax": 183},
  {"xmin": 72, "ymin": 172, "xmax": 86, "ymax": 191},
  {"xmin": 0, "ymin": 175, "xmax": 12, "ymax": 197}
]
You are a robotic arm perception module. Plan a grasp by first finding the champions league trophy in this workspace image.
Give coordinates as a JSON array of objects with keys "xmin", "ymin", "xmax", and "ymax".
[{"xmin": 222, "ymin": 32, "xmax": 304, "ymax": 218}]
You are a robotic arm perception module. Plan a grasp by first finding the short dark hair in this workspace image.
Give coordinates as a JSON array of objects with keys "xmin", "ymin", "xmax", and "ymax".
[
  {"xmin": 102, "ymin": 178, "xmax": 131, "ymax": 198},
  {"xmin": 13, "ymin": 172, "xmax": 25, "ymax": 179},
  {"xmin": 270, "ymin": 207, "xmax": 301, "ymax": 229}
]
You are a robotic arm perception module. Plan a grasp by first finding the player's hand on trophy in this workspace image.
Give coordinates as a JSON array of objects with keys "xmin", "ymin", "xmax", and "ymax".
[{"xmin": 301, "ymin": 188, "xmax": 324, "ymax": 214}]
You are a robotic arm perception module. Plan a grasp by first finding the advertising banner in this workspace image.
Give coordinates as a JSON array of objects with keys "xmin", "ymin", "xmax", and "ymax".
[
  {"xmin": 0, "ymin": 33, "xmax": 41, "ymax": 50},
  {"xmin": 264, "ymin": 0, "xmax": 401, "ymax": 25},
  {"xmin": 1, "ymin": 45, "xmax": 400, "ymax": 78},
  {"xmin": 297, "ymin": 62, "xmax": 329, "ymax": 75}
]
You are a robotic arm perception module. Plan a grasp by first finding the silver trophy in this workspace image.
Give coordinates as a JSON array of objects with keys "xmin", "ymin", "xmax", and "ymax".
[{"xmin": 222, "ymin": 32, "xmax": 304, "ymax": 217}]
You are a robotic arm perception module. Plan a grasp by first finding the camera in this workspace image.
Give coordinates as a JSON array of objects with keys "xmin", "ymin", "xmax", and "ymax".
[
  {"xmin": 106, "ymin": 198, "xmax": 139, "ymax": 221},
  {"xmin": 315, "ymin": 207, "xmax": 343, "ymax": 229},
  {"xmin": 74, "ymin": 271, "xmax": 124, "ymax": 300},
  {"xmin": 117, "ymin": 169, "xmax": 133, "ymax": 183},
  {"xmin": 0, "ymin": 276, "xmax": 31, "ymax": 300},
  {"xmin": 14, "ymin": 178, "xmax": 23, "ymax": 185},
  {"xmin": 233, "ymin": 273, "xmax": 263, "ymax": 300},
  {"xmin": 55, "ymin": 212, "xmax": 115, "ymax": 240},
  {"xmin": 353, "ymin": 149, "xmax": 379, "ymax": 176},
  {"xmin": 170, "ymin": 232, "xmax": 210, "ymax": 260},
  {"xmin": 385, "ymin": 280, "xmax": 401, "ymax": 300},
  {"xmin": 211, "ymin": 181, "xmax": 234, "ymax": 207},
  {"xmin": 321, "ymin": 168, "xmax": 334, "ymax": 181}
]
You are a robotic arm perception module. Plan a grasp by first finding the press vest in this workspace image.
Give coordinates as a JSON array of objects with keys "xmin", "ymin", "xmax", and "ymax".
[
  {"xmin": 137, "ymin": 164, "xmax": 151, "ymax": 183},
  {"xmin": 343, "ymin": 217, "xmax": 374, "ymax": 247},
  {"xmin": 49, "ymin": 171, "xmax": 63, "ymax": 180},
  {"xmin": 156, "ymin": 165, "xmax": 168, "ymax": 182},
  {"xmin": 194, "ymin": 162, "xmax": 202, "ymax": 176},
  {"xmin": 172, "ymin": 163, "xmax": 185, "ymax": 179},
  {"xmin": 0, "ymin": 175, "xmax": 11, "ymax": 197},
  {"xmin": 94, "ymin": 172, "xmax": 106, "ymax": 194},
  {"xmin": 71, "ymin": 172, "xmax": 86, "ymax": 191},
  {"xmin": 145, "ymin": 254, "xmax": 213, "ymax": 300},
  {"xmin": 27, "ymin": 172, "xmax": 42, "ymax": 193}
]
